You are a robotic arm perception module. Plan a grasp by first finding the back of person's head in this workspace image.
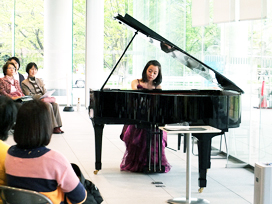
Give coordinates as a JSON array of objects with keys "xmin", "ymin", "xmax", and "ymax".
[
  {"xmin": 7, "ymin": 56, "xmax": 21, "ymax": 69},
  {"xmin": 0, "ymin": 96, "xmax": 17, "ymax": 141},
  {"xmin": 14, "ymin": 99, "xmax": 52, "ymax": 149},
  {"xmin": 26, "ymin": 62, "xmax": 38, "ymax": 74},
  {"xmin": 2, "ymin": 61, "xmax": 16, "ymax": 76}
]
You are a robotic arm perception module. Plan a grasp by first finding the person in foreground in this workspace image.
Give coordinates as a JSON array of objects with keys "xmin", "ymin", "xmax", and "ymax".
[
  {"xmin": 120, "ymin": 60, "xmax": 171, "ymax": 173},
  {"xmin": 0, "ymin": 96, "xmax": 17, "ymax": 187},
  {"xmin": 21, "ymin": 62, "xmax": 64, "ymax": 134},
  {"xmin": 5, "ymin": 100, "xmax": 87, "ymax": 204},
  {"xmin": 0, "ymin": 61, "xmax": 24, "ymax": 100}
]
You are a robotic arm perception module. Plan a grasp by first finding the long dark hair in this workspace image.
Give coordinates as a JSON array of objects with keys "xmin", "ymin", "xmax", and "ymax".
[
  {"xmin": 0, "ymin": 96, "xmax": 17, "ymax": 141},
  {"xmin": 142, "ymin": 60, "xmax": 162, "ymax": 86}
]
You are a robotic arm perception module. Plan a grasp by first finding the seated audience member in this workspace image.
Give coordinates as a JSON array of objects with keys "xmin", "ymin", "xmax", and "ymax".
[
  {"xmin": 7, "ymin": 57, "xmax": 25, "ymax": 87},
  {"xmin": 5, "ymin": 100, "xmax": 87, "ymax": 204},
  {"xmin": 0, "ymin": 96, "xmax": 17, "ymax": 204},
  {"xmin": 0, "ymin": 96, "xmax": 17, "ymax": 186},
  {"xmin": 0, "ymin": 61, "xmax": 24, "ymax": 100},
  {"xmin": 21, "ymin": 62, "xmax": 64, "ymax": 134}
]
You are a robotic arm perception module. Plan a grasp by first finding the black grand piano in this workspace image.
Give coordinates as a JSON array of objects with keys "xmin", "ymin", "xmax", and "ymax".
[{"xmin": 89, "ymin": 13, "xmax": 243, "ymax": 190}]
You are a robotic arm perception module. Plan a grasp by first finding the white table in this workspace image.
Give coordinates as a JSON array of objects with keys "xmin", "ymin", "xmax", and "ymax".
[{"xmin": 160, "ymin": 126, "xmax": 221, "ymax": 204}]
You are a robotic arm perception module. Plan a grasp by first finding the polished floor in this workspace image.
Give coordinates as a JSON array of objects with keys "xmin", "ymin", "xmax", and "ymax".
[{"xmin": 6, "ymin": 107, "xmax": 254, "ymax": 204}]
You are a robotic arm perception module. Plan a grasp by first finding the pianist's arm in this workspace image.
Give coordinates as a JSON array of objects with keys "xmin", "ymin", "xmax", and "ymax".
[{"xmin": 131, "ymin": 79, "xmax": 139, "ymax": 90}]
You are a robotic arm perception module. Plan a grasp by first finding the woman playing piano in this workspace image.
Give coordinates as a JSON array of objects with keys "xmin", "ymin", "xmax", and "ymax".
[{"xmin": 120, "ymin": 60, "xmax": 171, "ymax": 173}]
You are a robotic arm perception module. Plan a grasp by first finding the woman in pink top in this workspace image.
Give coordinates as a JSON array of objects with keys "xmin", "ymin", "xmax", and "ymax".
[
  {"xmin": 0, "ymin": 61, "xmax": 24, "ymax": 100},
  {"xmin": 5, "ymin": 99, "xmax": 87, "ymax": 204}
]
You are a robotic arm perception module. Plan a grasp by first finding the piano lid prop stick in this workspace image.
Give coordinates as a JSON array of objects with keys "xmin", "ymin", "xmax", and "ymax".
[{"xmin": 100, "ymin": 31, "xmax": 138, "ymax": 90}]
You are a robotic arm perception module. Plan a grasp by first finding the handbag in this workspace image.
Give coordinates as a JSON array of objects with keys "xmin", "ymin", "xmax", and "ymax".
[{"xmin": 70, "ymin": 163, "xmax": 103, "ymax": 204}]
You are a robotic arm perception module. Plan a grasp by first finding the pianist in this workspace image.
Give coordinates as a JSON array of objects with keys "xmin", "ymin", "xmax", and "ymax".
[{"xmin": 120, "ymin": 60, "xmax": 171, "ymax": 173}]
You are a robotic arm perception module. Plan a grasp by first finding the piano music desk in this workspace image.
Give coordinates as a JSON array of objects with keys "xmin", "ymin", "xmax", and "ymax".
[{"xmin": 160, "ymin": 126, "xmax": 221, "ymax": 204}]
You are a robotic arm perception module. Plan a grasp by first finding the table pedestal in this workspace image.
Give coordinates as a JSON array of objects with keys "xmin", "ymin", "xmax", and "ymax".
[
  {"xmin": 167, "ymin": 133, "xmax": 209, "ymax": 204},
  {"xmin": 168, "ymin": 198, "xmax": 209, "ymax": 204},
  {"xmin": 162, "ymin": 126, "xmax": 221, "ymax": 204}
]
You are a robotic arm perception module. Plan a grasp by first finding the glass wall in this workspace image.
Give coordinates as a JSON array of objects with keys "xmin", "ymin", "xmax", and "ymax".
[
  {"xmin": 0, "ymin": 1, "xmax": 13, "ymax": 66},
  {"xmin": 103, "ymin": 0, "xmax": 190, "ymax": 89},
  {"xmin": 0, "ymin": 0, "xmax": 44, "ymax": 77},
  {"xmin": 0, "ymin": 0, "xmax": 86, "ymax": 105},
  {"xmin": 72, "ymin": 0, "xmax": 86, "ymax": 105}
]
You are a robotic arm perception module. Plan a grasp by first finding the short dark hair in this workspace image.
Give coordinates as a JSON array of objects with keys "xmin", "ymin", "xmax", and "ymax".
[
  {"xmin": 7, "ymin": 57, "xmax": 21, "ymax": 70},
  {"xmin": 26, "ymin": 62, "xmax": 38, "ymax": 74},
  {"xmin": 14, "ymin": 99, "xmax": 52, "ymax": 149},
  {"xmin": 142, "ymin": 60, "xmax": 162, "ymax": 86},
  {"xmin": 0, "ymin": 96, "xmax": 17, "ymax": 141},
  {"xmin": 2, "ymin": 61, "xmax": 16, "ymax": 76}
]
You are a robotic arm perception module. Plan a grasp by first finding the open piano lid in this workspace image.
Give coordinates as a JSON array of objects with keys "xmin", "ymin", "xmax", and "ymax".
[{"xmin": 113, "ymin": 13, "xmax": 244, "ymax": 94}]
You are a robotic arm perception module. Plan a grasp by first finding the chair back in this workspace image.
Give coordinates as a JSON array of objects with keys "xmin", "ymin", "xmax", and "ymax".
[{"xmin": 0, "ymin": 185, "xmax": 53, "ymax": 204}]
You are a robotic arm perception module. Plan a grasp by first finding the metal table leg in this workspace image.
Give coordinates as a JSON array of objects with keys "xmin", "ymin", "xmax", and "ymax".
[{"xmin": 167, "ymin": 133, "xmax": 209, "ymax": 204}]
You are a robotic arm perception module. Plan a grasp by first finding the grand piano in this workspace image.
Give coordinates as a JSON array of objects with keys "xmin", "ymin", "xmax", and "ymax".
[{"xmin": 89, "ymin": 13, "xmax": 244, "ymax": 190}]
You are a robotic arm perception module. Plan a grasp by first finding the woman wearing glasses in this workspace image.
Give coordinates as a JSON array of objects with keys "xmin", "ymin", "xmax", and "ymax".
[{"xmin": 0, "ymin": 61, "xmax": 24, "ymax": 100}]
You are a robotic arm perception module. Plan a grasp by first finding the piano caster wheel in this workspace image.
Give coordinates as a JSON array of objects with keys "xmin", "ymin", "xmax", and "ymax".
[
  {"xmin": 94, "ymin": 170, "xmax": 99, "ymax": 175},
  {"xmin": 198, "ymin": 188, "xmax": 204, "ymax": 193}
]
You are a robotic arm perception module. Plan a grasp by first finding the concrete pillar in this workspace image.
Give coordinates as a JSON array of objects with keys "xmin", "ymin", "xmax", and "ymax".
[
  {"xmin": 85, "ymin": 0, "xmax": 104, "ymax": 107},
  {"xmin": 44, "ymin": 0, "xmax": 73, "ymax": 105}
]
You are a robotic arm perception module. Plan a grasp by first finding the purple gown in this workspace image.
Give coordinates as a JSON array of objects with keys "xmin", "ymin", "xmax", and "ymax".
[{"xmin": 120, "ymin": 82, "xmax": 171, "ymax": 173}]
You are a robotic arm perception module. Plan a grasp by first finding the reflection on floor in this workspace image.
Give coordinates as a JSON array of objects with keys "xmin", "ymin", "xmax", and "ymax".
[{"xmin": 6, "ymin": 107, "xmax": 254, "ymax": 204}]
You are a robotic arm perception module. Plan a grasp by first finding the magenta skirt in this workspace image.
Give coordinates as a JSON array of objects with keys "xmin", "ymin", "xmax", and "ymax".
[{"xmin": 120, "ymin": 125, "xmax": 171, "ymax": 173}]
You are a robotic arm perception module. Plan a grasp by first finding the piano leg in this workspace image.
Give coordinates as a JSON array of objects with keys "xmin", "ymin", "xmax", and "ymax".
[
  {"xmin": 193, "ymin": 132, "xmax": 223, "ymax": 191},
  {"xmin": 196, "ymin": 137, "xmax": 211, "ymax": 192},
  {"xmin": 93, "ymin": 123, "xmax": 104, "ymax": 174}
]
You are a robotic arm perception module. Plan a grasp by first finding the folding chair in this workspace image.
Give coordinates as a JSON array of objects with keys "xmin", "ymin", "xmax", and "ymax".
[{"xmin": 0, "ymin": 185, "xmax": 53, "ymax": 204}]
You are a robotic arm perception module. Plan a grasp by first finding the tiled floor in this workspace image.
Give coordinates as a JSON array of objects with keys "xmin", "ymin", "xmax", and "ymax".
[{"xmin": 6, "ymin": 107, "xmax": 254, "ymax": 204}]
